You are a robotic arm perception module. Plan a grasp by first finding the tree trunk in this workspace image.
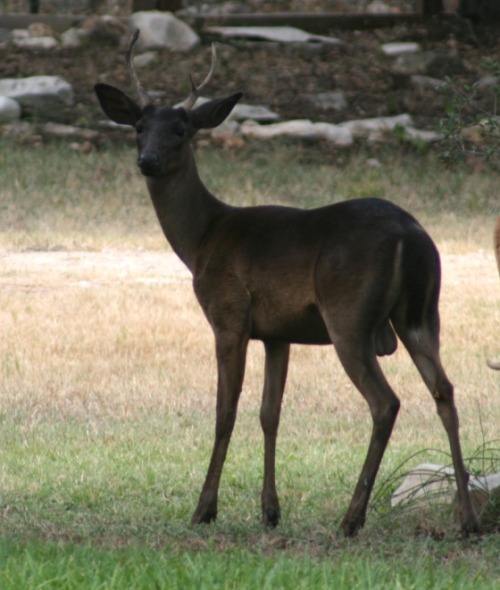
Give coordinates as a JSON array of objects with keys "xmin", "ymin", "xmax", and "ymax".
[
  {"xmin": 459, "ymin": 0, "xmax": 500, "ymax": 22},
  {"xmin": 420, "ymin": 0, "xmax": 444, "ymax": 16}
]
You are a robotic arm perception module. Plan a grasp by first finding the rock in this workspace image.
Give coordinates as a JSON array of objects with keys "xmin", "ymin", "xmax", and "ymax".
[
  {"xmin": 60, "ymin": 27, "xmax": 85, "ymax": 48},
  {"xmin": 307, "ymin": 91, "xmax": 348, "ymax": 112},
  {"xmin": 476, "ymin": 75, "xmax": 499, "ymax": 94},
  {"xmin": 381, "ymin": 42, "xmax": 421, "ymax": 57},
  {"xmin": 205, "ymin": 26, "xmax": 342, "ymax": 46},
  {"xmin": 28, "ymin": 22, "xmax": 55, "ymax": 38},
  {"xmin": 14, "ymin": 36, "xmax": 58, "ymax": 50},
  {"xmin": 0, "ymin": 76, "xmax": 73, "ymax": 119},
  {"xmin": 39, "ymin": 122, "xmax": 99, "ymax": 141},
  {"xmin": 230, "ymin": 103, "xmax": 279, "ymax": 123},
  {"xmin": 130, "ymin": 11, "xmax": 200, "ymax": 52},
  {"xmin": 240, "ymin": 119, "xmax": 353, "ymax": 146},
  {"xmin": 403, "ymin": 127, "xmax": 443, "ymax": 143},
  {"xmin": 81, "ymin": 15, "xmax": 128, "ymax": 46},
  {"xmin": 177, "ymin": 96, "xmax": 279, "ymax": 123},
  {"xmin": 367, "ymin": 0, "xmax": 390, "ymax": 13},
  {"xmin": 338, "ymin": 113, "xmax": 413, "ymax": 138},
  {"xmin": 393, "ymin": 51, "xmax": 464, "ymax": 77},
  {"xmin": 133, "ymin": 51, "xmax": 159, "ymax": 69},
  {"xmin": 366, "ymin": 158, "xmax": 382, "ymax": 168},
  {"xmin": 0, "ymin": 96, "xmax": 21, "ymax": 123},
  {"xmin": 11, "ymin": 29, "xmax": 29, "ymax": 42},
  {"xmin": 392, "ymin": 464, "xmax": 500, "ymax": 530},
  {"xmin": 391, "ymin": 463, "xmax": 457, "ymax": 507}
]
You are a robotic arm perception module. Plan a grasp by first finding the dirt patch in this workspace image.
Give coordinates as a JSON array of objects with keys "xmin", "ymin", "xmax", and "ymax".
[{"xmin": 0, "ymin": 248, "xmax": 497, "ymax": 292}]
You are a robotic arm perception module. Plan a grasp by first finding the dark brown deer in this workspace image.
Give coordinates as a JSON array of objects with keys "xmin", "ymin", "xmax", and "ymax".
[
  {"xmin": 487, "ymin": 215, "xmax": 500, "ymax": 370},
  {"xmin": 94, "ymin": 31, "xmax": 479, "ymax": 537}
]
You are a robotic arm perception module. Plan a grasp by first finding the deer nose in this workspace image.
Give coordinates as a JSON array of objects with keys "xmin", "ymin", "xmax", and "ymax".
[{"xmin": 138, "ymin": 152, "xmax": 161, "ymax": 176}]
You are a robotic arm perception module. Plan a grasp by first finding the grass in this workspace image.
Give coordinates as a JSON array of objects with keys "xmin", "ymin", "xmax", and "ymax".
[{"xmin": 0, "ymin": 138, "xmax": 499, "ymax": 588}]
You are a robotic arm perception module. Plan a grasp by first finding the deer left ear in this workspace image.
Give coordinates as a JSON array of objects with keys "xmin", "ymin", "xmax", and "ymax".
[
  {"xmin": 94, "ymin": 83, "xmax": 142, "ymax": 126},
  {"xmin": 189, "ymin": 92, "xmax": 243, "ymax": 130}
]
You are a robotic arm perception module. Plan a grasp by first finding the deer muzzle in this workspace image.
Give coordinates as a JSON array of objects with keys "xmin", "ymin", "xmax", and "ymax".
[{"xmin": 138, "ymin": 152, "xmax": 161, "ymax": 177}]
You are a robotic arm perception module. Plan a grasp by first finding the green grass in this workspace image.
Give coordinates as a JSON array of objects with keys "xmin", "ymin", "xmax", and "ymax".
[
  {"xmin": 0, "ymin": 411, "xmax": 498, "ymax": 589},
  {"xmin": 0, "ymin": 138, "xmax": 499, "ymax": 588}
]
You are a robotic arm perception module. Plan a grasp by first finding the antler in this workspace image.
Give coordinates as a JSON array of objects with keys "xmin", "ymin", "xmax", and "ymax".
[
  {"xmin": 126, "ymin": 29, "xmax": 152, "ymax": 107},
  {"xmin": 180, "ymin": 43, "xmax": 217, "ymax": 111}
]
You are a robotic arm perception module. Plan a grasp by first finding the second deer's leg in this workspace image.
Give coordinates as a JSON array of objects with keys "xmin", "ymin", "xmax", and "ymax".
[
  {"xmin": 395, "ymin": 322, "xmax": 480, "ymax": 535},
  {"xmin": 260, "ymin": 340, "xmax": 290, "ymax": 527},
  {"xmin": 191, "ymin": 331, "xmax": 248, "ymax": 525}
]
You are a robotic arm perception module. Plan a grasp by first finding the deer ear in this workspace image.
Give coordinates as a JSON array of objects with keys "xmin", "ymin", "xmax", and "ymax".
[
  {"xmin": 189, "ymin": 92, "xmax": 243, "ymax": 130},
  {"xmin": 94, "ymin": 83, "xmax": 142, "ymax": 126}
]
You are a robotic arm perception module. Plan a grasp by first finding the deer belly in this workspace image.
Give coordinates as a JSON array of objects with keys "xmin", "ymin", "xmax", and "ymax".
[{"xmin": 250, "ymin": 302, "xmax": 331, "ymax": 344}]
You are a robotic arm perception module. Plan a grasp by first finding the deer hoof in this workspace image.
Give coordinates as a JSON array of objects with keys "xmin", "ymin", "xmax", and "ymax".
[
  {"xmin": 460, "ymin": 518, "xmax": 481, "ymax": 538},
  {"xmin": 341, "ymin": 514, "xmax": 365, "ymax": 538},
  {"xmin": 191, "ymin": 506, "xmax": 217, "ymax": 525},
  {"xmin": 262, "ymin": 508, "xmax": 281, "ymax": 528}
]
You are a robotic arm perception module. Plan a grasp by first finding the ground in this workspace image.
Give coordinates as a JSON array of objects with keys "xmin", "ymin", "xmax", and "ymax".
[{"xmin": 0, "ymin": 21, "xmax": 499, "ymax": 135}]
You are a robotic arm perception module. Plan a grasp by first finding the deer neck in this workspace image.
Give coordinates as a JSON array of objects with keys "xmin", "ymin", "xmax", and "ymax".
[{"xmin": 144, "ymin": 152, "xmax": 229, "ymax": 272}]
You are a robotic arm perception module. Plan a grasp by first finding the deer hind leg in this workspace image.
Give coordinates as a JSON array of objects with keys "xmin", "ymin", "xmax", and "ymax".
[
  {"xmin": 393, "ymin": 318, "xmax": 480, "ymax": 536},
  {"xmin": 325, "ymin": 323, "xmax": 400, "ymax": 537},
  {"xmin": 191, "ymin": 330, "xmax": 248, "ymax": 525},
  {"xmin": 260, "ymin": 340, "xmax": 290, "ymax": 527}
]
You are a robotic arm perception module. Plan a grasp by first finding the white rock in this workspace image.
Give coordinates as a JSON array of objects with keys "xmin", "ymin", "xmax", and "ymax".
[
  {"xmin": 391, "ymin": 463, "xmax": 456, "ymax": 507},
  {"xmin": 13, "ymin": 36, "xmax": 58, "ymax": 50},
  {"xmin": 338, "ymin": 114, "xmax": 413, "ymax": 137},
  {"xmin": 240, "ymin": 119, "xmax": 353, "ymax": 146},
  {"xmin": 40, "ymin": 122, "xmax": 99, "ymax": 141},
  {"xmin": 314, "ymin": 122, "xmax": 353, "ymax": 146},
  {"xmin": 130, "ymin": 11, "xmax": 200, "ymax": 52},
  {"xmin": 0, "ymin": 76, "xmax": 73, "ymax": 118},
  {"xmin": 205, "ymin": 26, "xmax": 342, "ymax": 45},
  {"xmin": 0, "ymin": 96, "xmax": 21, "ymax": 123},
  {"xmin": 176, "ymin": 96, "xmax": 279, "ymax": 123},
  {"xmin": 381, "ymin": 42, "xmax": 421, "ymax": 57},
  {"xmin": 133, "ymin": 51, "xmax": 159, "ymax": 69},
  {"xmin": 404, "ymin": 127, "xmax": 443, "ymax": 143},
  {"xmin": 60, "ymin": 27, "xmax": 85, "ymax": 48},
  {"xmin": 307, "ymin": 91, "xmax": 348, "ymax": 112},
  {"xmin": 12, "ymin": 29, "xmax": 29, "ymax": 41},
  {"xmin": 367, "ymin": 0, "xmax": 390, "ymax": 13},
  {"xmin": 229, "ymin": 103, "xmax": 279, "ymax": 123}
]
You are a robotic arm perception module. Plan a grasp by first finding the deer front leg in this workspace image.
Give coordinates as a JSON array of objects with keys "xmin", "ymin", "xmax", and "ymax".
[
  {"xmin": 191, "ymin": 331, "xmax": 248, "ymax": 525},
  {"xmin": 260, "ymin": 340, "xmax": 290, "ymax": 527}
]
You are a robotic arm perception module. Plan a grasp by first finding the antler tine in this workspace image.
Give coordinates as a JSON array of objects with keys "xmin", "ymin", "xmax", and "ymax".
[
  {"xmin": 126, "ymin": 29, "xmax": 152, "ymax": 107},
  {"xmin": 180, "ymin": 43, "xmax": 217, "ymax": 111}
]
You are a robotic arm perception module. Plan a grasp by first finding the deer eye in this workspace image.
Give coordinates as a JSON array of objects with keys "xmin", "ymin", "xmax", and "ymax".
[
  {"xmin": 174, "ymin": 126, "xmax": 186, "ymax": 138},
  {"xmin": 136, "ymin": 124, "xmax": 144, "ymax": 134}
]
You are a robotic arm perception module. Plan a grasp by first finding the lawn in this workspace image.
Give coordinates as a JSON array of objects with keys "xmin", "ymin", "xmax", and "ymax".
[{"xmin": 0, "ymin": 138, "xmax": 499, "ymax": 588}]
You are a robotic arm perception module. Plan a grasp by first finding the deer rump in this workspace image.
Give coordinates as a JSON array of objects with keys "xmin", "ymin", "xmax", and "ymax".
[{"xmin": 194, "ymin": 197, "xmax": 440, "ymax": 354}]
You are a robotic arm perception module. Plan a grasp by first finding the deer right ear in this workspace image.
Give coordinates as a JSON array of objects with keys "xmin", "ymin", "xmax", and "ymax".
[
  {"xmin": 189, "ymin": 92, "xmax": 243, "ymax": 130},
  {"xmin": 94, "ymin": 83, "xmax": 142, "ymax": 126}
]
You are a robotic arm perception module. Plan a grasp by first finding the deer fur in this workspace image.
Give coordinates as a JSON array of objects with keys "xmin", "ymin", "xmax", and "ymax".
[{"xmin": 94, "ymin": 33, "xmax": 479, "ymax": 537}]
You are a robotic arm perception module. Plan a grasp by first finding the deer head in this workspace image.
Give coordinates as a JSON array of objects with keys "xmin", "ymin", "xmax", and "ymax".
[{"xmin": 94, "ymin": 30, "xmax": 242, "ymax": 177}]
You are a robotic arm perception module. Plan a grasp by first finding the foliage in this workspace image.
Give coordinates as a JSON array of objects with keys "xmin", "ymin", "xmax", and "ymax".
[{"xmin": 439, "ymin": 59, "xmax": 500, "ymax": 169}]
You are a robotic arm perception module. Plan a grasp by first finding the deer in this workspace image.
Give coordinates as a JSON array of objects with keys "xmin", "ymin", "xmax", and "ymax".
[
  {"xmin": 94, "ymin": 30, "xmax": 479, "ymax": 537},
  {"xmin": 487, "ymin": 215, "xmax": 500, "ymax": 370}
]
